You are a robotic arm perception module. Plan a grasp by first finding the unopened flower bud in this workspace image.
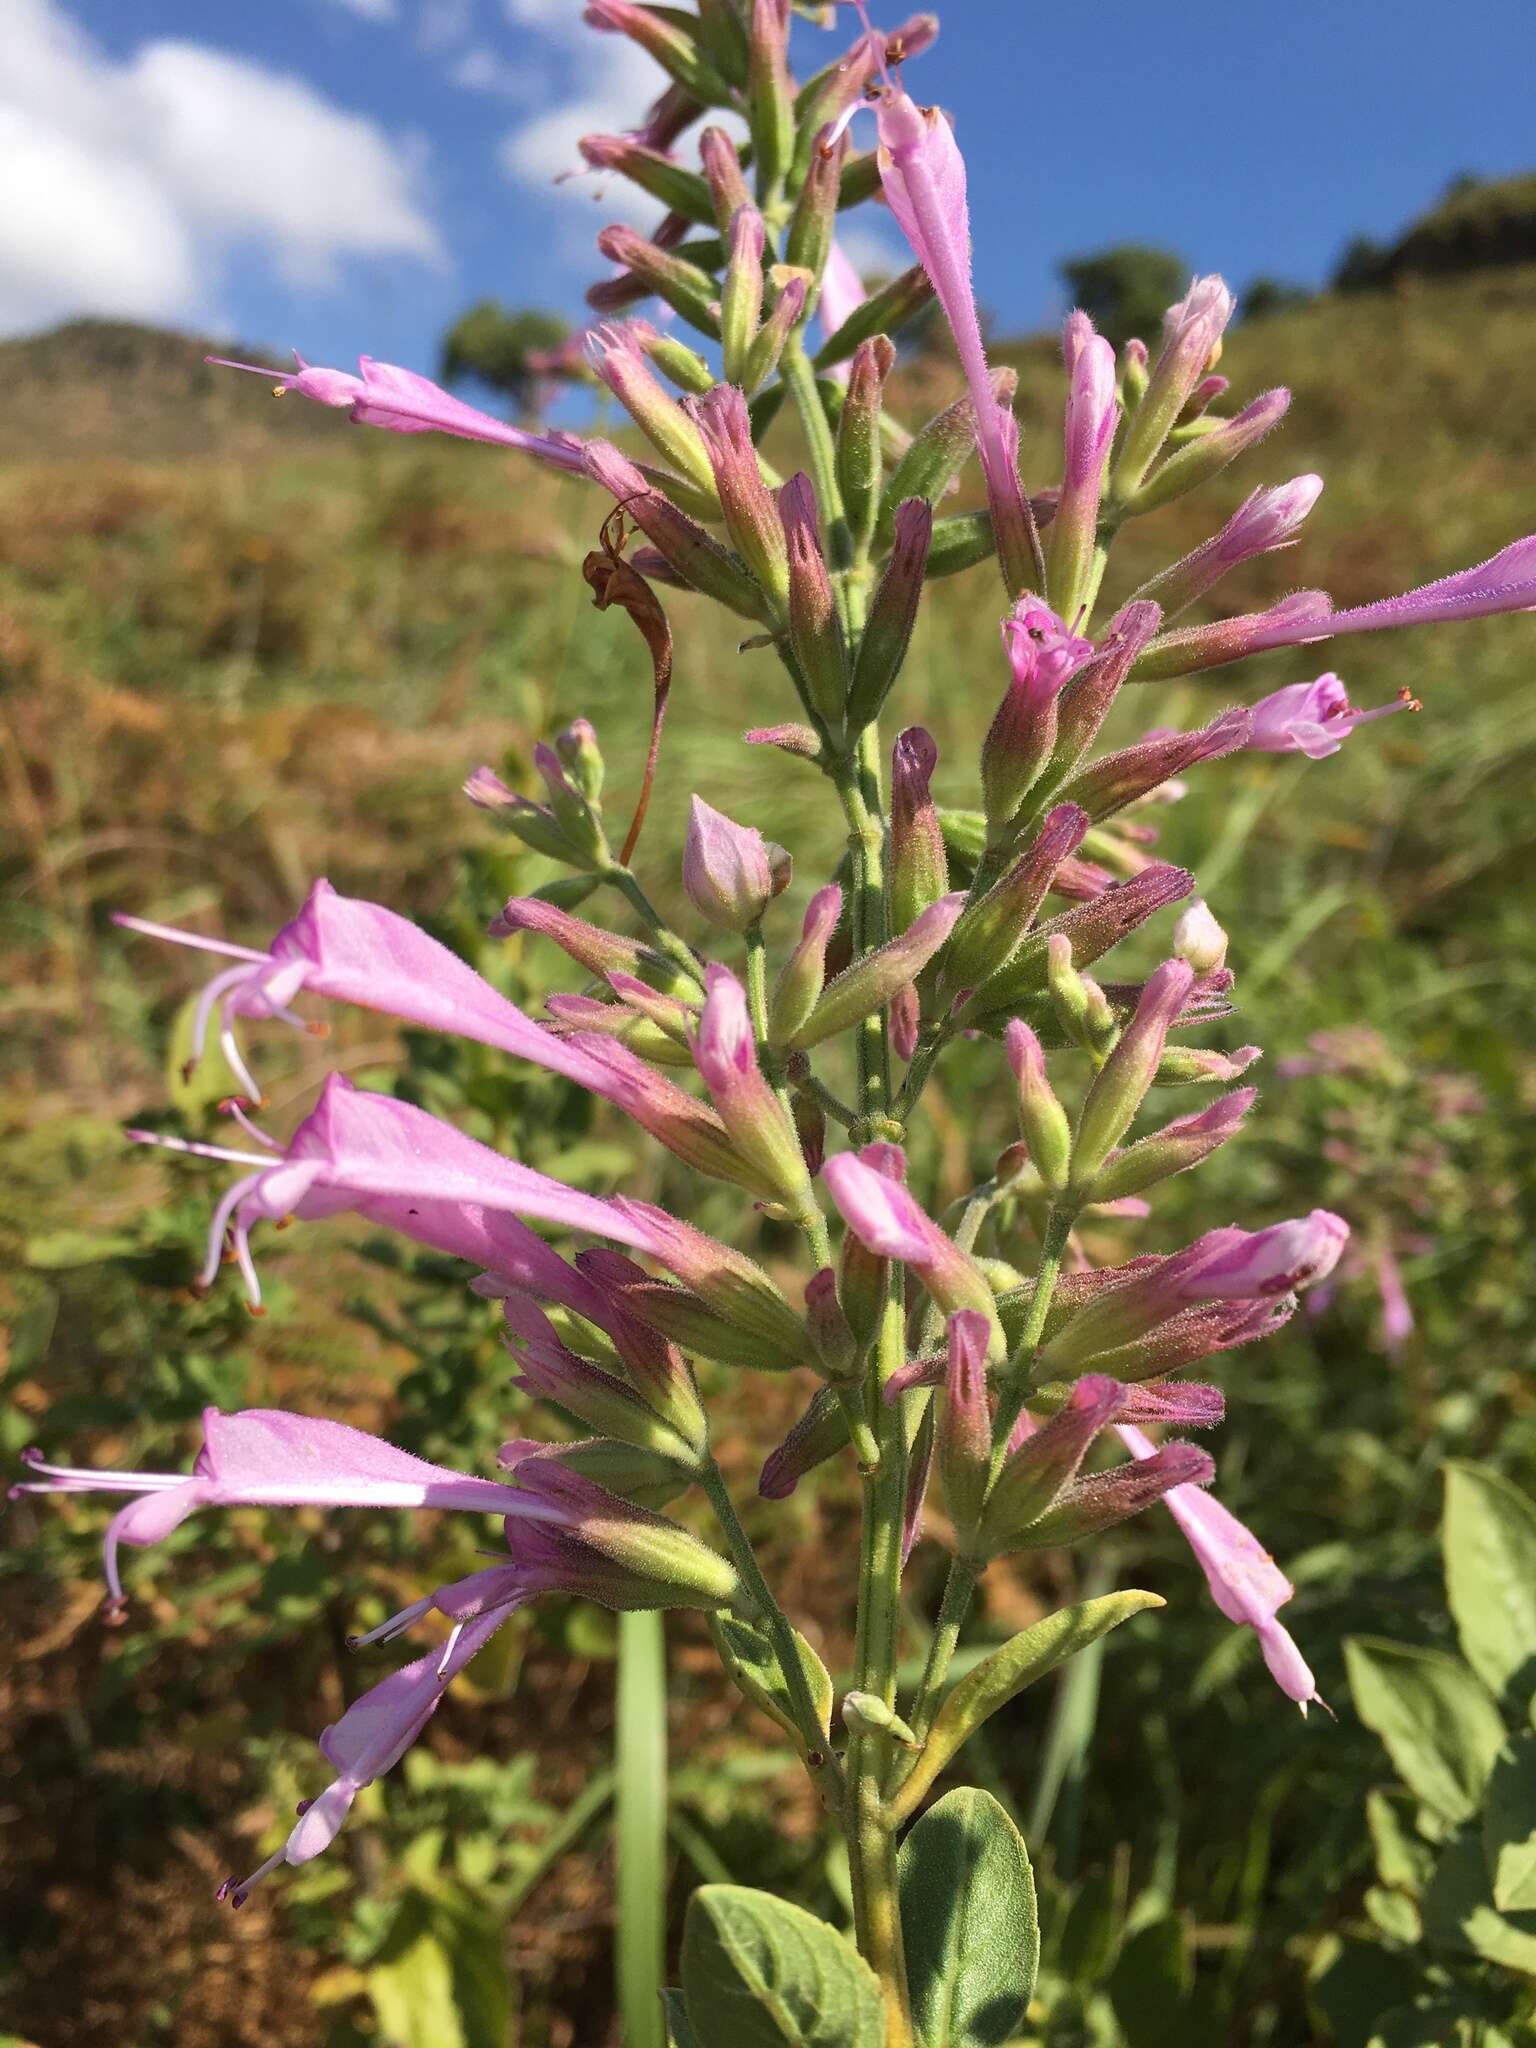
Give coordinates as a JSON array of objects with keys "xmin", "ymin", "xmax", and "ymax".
[
  {"xmin": 578, "ymin": 132, "xmax": 715, "ymax": 225},
  {"xmin": 688, "ymin": 385, "xmax": 788, "ymax": 604},
  {"xmin": 1058, "ymin": 706, "xmax": 1251, "ymax": 825},
  {"xmin": 524, "ymin": 1436, "xmax": 690, "ymax": 1511},
  {"xmin": 492, "ymin": 897, "xmax": 656, "ymax": 981},
  {"xmin": 1120, "ymin": 336, "xmax": 1149, "ymax": 406},
  {"xmin": 838, "ymin": 336, "xmax": 896, "ymax": 553},
  {"xmin": 465, "ymin": 766, "xmax": 593, "ymax": 866},
  {"xmin": 503, "ymin": 1298, "xmax": 702, "ymax": 1466},
  {"xmin": 693, "ymin": 967, "xmax": 809, "ymax": 1209},
  {"xmin": 824, "ymin": 1147, "xmax": 1003, "ymax": 1351},
  {"xmin": 554, "ymin": 717, "xmax": 604, "ymax": 805},
  {"xmin": 814, "ymin": 264, "xmax": 936, "ymax": 370},
  {"xmin": 786, "ymin": 123, "xmax": 844, "ymax": 305},
  {"xmin": 779, "ymin": 473, "xmax": 848, "ymax": 726},
  {"xmin": 1121, "ymin": 389, "xmax": 1290, "ymax": 517},
  {"xmin": 747, "ymin": 0, "xmax": 793, "ymax": 197},
  {"xmin": 878, "ymin": 372, "xmax": 1016, "ymax": 542},
  {"xmin": 683, "ymin": 795, "xmax": 778, "ymax": 932},
  {"xmin": 1135, "ymin": 476, "xmax": 1324, "ymax": 620},
  {"xmin": 1048, "ymin": 328, "xmax": 1118, "ymax": 626},
  {"xmin": 1173, "ymin": 899, "xmax": 1227, "ymax": 976},
  {"xmin": 1155, "ymin": 1043, "xmax": 1262, "ymax": 1087},
  {"xmin": 698, "ymin": 124, "xmax": 752, "ymax": 229},
  {"xmin": 938, "ymin": 1309, "xmax": 994, "ymax": 1552},
  {"xmin": 890, "ymin": 728, "xmax": 949, "ymax": 931},
  {"xmin": 769, "ymin": 883, "xmax": 842, "ymax": 1044},
  {"xmin": 979, "ymin": 1375, "xmax": 1123, "ymax": 1556},
  {"xmin": 1072, "ymin": 960, "xmax": 1197, "ymax": 1182},
  {"xmin": 1017, "ymin": 1441, "xmax": 1214, "ymax": 1550},
  {"xmin": 846, "ymin": 499, "xmax": 933, "ymax": 728},
  {"xmin": 582, "ymin": 1, "xmax": 733, "ymax": 104},
  {"xmin": 1113, "ymin": 274, "xmax": 1236, "ymax": 498},
  {"xmin": 507, "ymin": 1453, "xmax": 744, "ymax": 1613},
  {"xmin": 1004, "ymin": 1021, "xmax": 1073, "ymax": 1194},
  {"xmin": 720, "ymin": 207, "xmax": 767, "ymax": 386},
  {"xmin": 789, "ymin": 894, "xmax": 965, "ymax": 1051},
  {"xmin": 805, "ymin": 1267, "xmax": 860, "ymax": 1379},
  {"xmin": 592, "ymin": 225, "xmax": 722, "ymax": 339},
  {"xmin": 842, "ymin": 1691, "xmax": 920, "ymax": 1747},
  {"xmin": 534, "ymin": 741, "xmax": 608, "ymax": 863},
  {"xmin": 1089, "ymin": 1086, "xmax": 1256, "ymax": 1202},
  {"xmin": 743, "ymin": 271, "xmax": 808, "ymax": 393},
  {"xmin": 758, "ymin": 1386, "xmax": 847, "ymax": 1497},
  {"xmin": 835, "ymin": 1142, "xmax": 905, "ymax": 1349},
  {"xmin": 983, "ymin": 600, "xmax": 1096, "ymax": 829},
  {"xmin": 946, "ymin": 805, "xmax": 1089, "ymax": 990}
]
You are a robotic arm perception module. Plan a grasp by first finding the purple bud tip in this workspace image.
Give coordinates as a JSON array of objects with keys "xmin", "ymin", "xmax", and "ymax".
[
  {"xmin": 295, "ymin": 1798, "xmax": 313, "ymax": 1816},
  {"xmin": 216, "ymin": 1879, "xmax": 234, "ymax": 1903},
  {"xmin": 19, "ymin": 1446, "xmax": 43, "ymax": 1465}
]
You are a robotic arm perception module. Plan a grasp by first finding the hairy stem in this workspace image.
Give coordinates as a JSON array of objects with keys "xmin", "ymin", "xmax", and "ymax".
[
  {"xmin": 990, "ymin": 1205, "xmax": 1075, "ymax": 1473},
  {"xmin": 603, "ymin": 864, "xmax": 704, "ymax": 986}
]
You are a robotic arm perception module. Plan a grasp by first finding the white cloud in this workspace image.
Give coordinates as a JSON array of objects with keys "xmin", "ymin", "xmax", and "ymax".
[
  {"xmin": 0, "ymin": 0, "xmax": 443, "ymax": 337},
  {"xmin": 319, "ymin": 0, "xmax": 400, "ymax": 21},
  {"xmin": 495, "ymin": 11, "xmax": 671, "ymax": 237},
  {"xmin": 447, "ymin": 43, "xmax": 536, "ymax": 100}
]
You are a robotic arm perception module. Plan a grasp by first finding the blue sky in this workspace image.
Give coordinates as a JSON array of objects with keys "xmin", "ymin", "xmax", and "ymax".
[{"xmin": 6, "ymin": 0, "xmax": 1533, "ymax": 378}]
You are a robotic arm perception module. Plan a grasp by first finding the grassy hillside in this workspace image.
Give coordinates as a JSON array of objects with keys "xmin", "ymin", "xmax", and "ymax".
[{"xmin": 3, "ymin": 269, "xmax": 1536, "ymax": 2046}]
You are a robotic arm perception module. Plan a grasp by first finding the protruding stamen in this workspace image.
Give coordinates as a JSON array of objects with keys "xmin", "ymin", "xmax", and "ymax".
[
  {"xmin": 113, "ymin": 913, "xmax": 272, "ymax": 965},
  {"xmin": 220, "ymin": 1845, "xmax": 286, "ymax": 1909},
  {"xmin": 346, "ymin": 1595, "xmax": 434, "ymax": 1652},
  {"xmin": 126, "ymin": 1130, "xmax": 275, "ymax": 1169},
  {"xmin": 221, "ymin": 1102, "xmax": 282, "ymax": 1150}
]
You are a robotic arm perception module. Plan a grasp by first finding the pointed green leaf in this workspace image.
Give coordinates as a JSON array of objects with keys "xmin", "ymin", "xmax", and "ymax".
[
  {"xmin": 1364, "ymin": 1886, "xmax": 1422, "ymax": 1943},
  {"xmin": 1484, "ymin": 1734, "xmax": 1536, "ymax": 1913},
  {"xmin": 890, "ymin": 1592, "xmax": 1163, "ymax": 1823},
  {"xmin": 709, "ymin": 1616, "xmax": 833, "ymax": 1754},
  {"xmin": 897, "ymin": 1788, "xmax": 1038, "ymax": 2047},
  {"xmin": 1421, "ymin": 1829, "xmax": 1536, "ymax": 1972},
  {"xmin": 680, "ymin": 1885, "xmax": 884, "ymax": 2048},
  {"xmin": 1443, "ymin": 1461, "xmax": 1536, "ymax": 1702},
  {"xmin": 1106, "ymin": 1917, "xmax": 1190, "ymax": 2048},
  {"xmin": 1365, "ymin": 1789, "xmax": 1434, "ymax": 1898},
  {"xmin": 1344, "ymin": 1637, "xmax": 1504, "ymax": 1824},
  {"xmin": 662, "ymin": 1988, "xmax": 703, "ymax": 2047}
]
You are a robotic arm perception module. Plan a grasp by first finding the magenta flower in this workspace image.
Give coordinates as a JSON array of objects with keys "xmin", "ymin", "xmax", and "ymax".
[
  {"xmin": 129, "ymin": 1072, "xmax": 666, "ymax": 1311},
  {"xmin": 1247, "ymin": 673, "xmax": 1416, "ymax": 759},
  {"xmin": 221, "ymin": 1607, "xmax": 514, "ymax": 1907},
  {"xmin": 13, "ymin": 1407, "xmax": 553, "ymax": 1613},
  {"xmin": 872, "ymin": 88, "xmax": 1038, "ymax": 590},
  {"xmin": 209, "ymin": 352, "xmax": 586, "ymax": 471},
  {"xmin": 116, "ymin": 878, "xmax": 614, "ymax": 1106},
  {"xmin": 1117, "ymin": 1424, "xmax": 1319, "ymax": 1709},
  {"xmin": 822, "ymin": 1146, "xmax": 1001, "ymax": 1341}
]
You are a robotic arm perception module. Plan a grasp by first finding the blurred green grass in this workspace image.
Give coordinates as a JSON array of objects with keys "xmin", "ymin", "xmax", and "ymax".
[{"xmin": 2, "ymin": 269, "xmax": 1535, "ymax": 2046}]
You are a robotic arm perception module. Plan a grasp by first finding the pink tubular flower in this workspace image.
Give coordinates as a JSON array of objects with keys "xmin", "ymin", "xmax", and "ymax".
[
  {"xmin": 220, "ymin": 1606, "xmax": 514, "ymax": 1908},
  {"xmin": 1117, "ymin": 1424, "xmax": 1319, "ymax": 1709},
  {"xmin": 1136, "ymin": 476, "xmax": 1324, "ymax": 617},
  {"xmin": 872, "ymin": 88, "xmax": 1038, "ymax": 591},
  {"xmin": 129, "ymin": 1072, "xmax": 667, "ymax": 1311},
  {"xmin": 13, "ymin": 1407, "xmax": 552, "ymax": 1613},
  {"xmin": 1247, "ymin": 674, "xmax": 1417, "ymax": 760},
  {"xmin": 822, "ymin": 1145, "xmax": 1002, "ymax": 1346},
  {"xmin": 209, "ymin": 352, "xmax": 586, "ymax": 471},
  {"xmin": 115, "ymin": 878, "xmax": 616, "ymax": 1106}
]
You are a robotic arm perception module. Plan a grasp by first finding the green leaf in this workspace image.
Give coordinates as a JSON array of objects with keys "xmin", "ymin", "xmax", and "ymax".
[
  {"xmin": 890, "ymin": 1593, "xmax": 1163, "ymax": 1823},
  {"xmin": 1364, "ymin": 1886, "xmax": 1423, "ymax": 1944},
  {"xmin": 1105, "ymin": 1917, "xmax": 1190, "ymax": 2048},
  {"xmin": 1421, "ymin": 1829, "xmax": 1536, "ymax": 1972},
  {"xmin": 1344, "ymin": 1637, "xmax": 1504, "ymax": 1825},
  {"xmin": 710, "ymin": 1616, "xmax": 833, "ymax": 1753},
  {"xmin": 897, "ymin": 1787, "xmax": 1038, "ymax": 2047},
  {"xmin": 365, "ymin": 1897, "xmax": 468, "ymax": 2048},
  {"xmin": 1443, "ymin": 1461, "xmax": 1536, "ymax": 1703},
  {"xmin": 1308, "ymin": 1935, "xmax": 1421, "ymax": 2048},
  {"xmin": 680, "ymin": 1885, "xmax": 884, "ymax": 2048},
  {"xmin": 662, "ymin": 1988, "xmax": 703, "ymax": 2048},
  {"xmin": 1366, "ymin": 1789, "xmax": 1435, "ymax": 1897},
  {"xmin": 1483, "ymin": 1734, "xmax": 1536, "ymax": 1913},
  {"xmin": 1056, "ymin": 1869, "xmax": 1122, "ymax": 1986}
]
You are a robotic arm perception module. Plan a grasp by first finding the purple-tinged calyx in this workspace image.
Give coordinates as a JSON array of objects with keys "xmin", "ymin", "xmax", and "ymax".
[
  {"xmin": 937, "ymin": 1309, "xmax": 994, "ymax": 1551},
  {"xmin": 586, "ymin": 324, "xmax": 719, "ymax": 500},
  {"xmin": 1088, "ymin": 1087, "xmax": 1257, "ymax": 1203},
  {"xmin": 890, "ymin": 727, "xmax": 949, "ymax": 931},
  {"xmin": 1047, "ymin": 322, "xmax": 1118, "ymax": 625},
  {"xmin": 1057, "ymin": 707, "xmax": 1252, "ymax": 824},
  {"xmin": 692, "ymin": 966, "xmax": 813, "ymax": 1211},
  {"xmin": 1071, "ymin": 960, "xmax": 1197, "ymax": 1184},
  {"xmin": 1111, "ymin": 274, "xmax": 1236, "ymax": 499},
  {"xmin": 687, "ymin": 385, "xmax": 789, "ymax": 603},
  {"xmin": 768, "ymin": 883, "xmax": 843, "ymax": 1045},
  {"xmin": 209, "ymin": 352, "xmax": 586, "ymax": 471},
  {"xmin": 983, "ymin": 598, "xmax": 1097, "ymax": 832},
  {"xmin": 1120, "ymin": 388, "xmax": 1291, "ymax": 517},
  {"xmin": 1118, "ymin": 1424, "xmax": 1319, "ymax": 1708},
  {"xmin": 787, "ymin": 893, "xmax": 966, "ymax": 1051}
]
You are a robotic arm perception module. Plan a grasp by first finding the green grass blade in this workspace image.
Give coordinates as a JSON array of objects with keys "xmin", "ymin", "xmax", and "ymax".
[{"xmin": 617, "ymin": 1609, "xmax": 669, "ymax": 2048}]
